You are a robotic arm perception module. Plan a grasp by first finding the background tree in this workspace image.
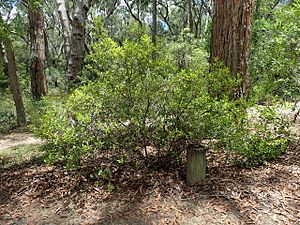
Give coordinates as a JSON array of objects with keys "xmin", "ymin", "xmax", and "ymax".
[
  {"xmin": 0, "ymin": 37, "xmax": 8, "ymax": 88},
  {"xmin": 152, "ymin": 0, "xmax": 157, "ymax": 44},
  {"xmin": 56, "ymin": 0, "xmax": 94, "ymax": 84},
  {"xmin": 0, "ymin": 6, "xmax": 26, "ymax": 125},
  {"xmin": 2, "ymin": 42, "xmax": 26, "ymax": 125},
  {"xmin": 28, "ymin": 0, "xmax": 48, "ymax": 100},
  {"xmin": 188, "ymin": 0, "xmax": 193, "ymax": 32}
]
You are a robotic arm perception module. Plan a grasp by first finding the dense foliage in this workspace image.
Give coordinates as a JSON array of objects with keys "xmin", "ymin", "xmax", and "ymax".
[
  {"xmin": 251, "ymin": 1, "xmax": 300, "ymax": 101},
  {"xmin": 1, "ymin": 1, "xmax": 298, "ymax": 168},
  {"xmin": 32, "ymin": 24, "xmax": 292, "ymax": 167},
  {"xmin": 34, "ymin": 28, "xmax": 236, "ymax": 166}
]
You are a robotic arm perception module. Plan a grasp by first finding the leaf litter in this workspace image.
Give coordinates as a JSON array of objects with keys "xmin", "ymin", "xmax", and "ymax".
[{"xmin": 0, "ymin": 132, "xmax": 299, "ymax": 225}]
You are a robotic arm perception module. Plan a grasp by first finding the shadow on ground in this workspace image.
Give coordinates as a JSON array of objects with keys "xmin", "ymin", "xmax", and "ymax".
[{"xmin": 1, "ymin": 139, "xmax": 300, "ymax": 225}]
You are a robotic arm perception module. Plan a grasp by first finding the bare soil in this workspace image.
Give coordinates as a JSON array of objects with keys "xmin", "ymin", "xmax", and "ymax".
[
  {"xmin": 0, "ymin": 132, "xmax": 43, "ymax": 152},
  {"xmin": 0, "ymin": 129, "xmax": 300, "ymax": 225}
]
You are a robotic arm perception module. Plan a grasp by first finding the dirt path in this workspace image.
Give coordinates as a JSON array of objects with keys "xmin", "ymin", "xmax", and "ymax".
[
  {"xmin": 0, "ymin": 136, "xmax": 299, "ymax": 224},
  {"xmin": 0, "ymin": 132, "xmax": 43, "ymax": 152}
]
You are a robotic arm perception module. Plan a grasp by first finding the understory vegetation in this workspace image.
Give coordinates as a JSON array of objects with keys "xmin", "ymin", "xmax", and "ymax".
[
  {"xmin": 31, "ymin": 25, "xmax": 294, "ymax": 168},
  {"xmin": 1, "ymin": 1, "xmax": 299, "ymax": 169},
  {"xmin": 1, "ymin": 1, "xmax": 300, "ymax": 224}
]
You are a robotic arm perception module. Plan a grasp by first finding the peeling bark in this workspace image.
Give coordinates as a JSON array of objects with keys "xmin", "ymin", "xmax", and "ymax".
[
  {"xmin": 56, "ymin": 0, "xmax": 71, "ymax": 57},
  {"xmin": 29, "ymin": 5, "xmax": 48, "ymax": 100},
  {"xmin": 56, "ymin": 0, "xmax": 93, "ymax": 84},
  {"xmin": 67, "ymin": 0, "xmax": 93, "ymax": 83}
]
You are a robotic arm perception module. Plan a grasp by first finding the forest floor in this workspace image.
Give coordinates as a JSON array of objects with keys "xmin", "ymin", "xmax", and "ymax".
[{"xmin": 0, "ymin": 124, "xmax": 300, "ymax": 225}]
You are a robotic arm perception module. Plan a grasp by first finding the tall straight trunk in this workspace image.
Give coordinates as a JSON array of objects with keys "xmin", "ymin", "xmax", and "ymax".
[
  {"xmin": 152, "ymin": 0, "xmax": 157, "ymax": 44},
  {"xmin": 197, "ymin": 1, "xmax": 204, "ymax": 37},
  {"xmin": 210, "ymin": 0, "xmax": 253, "ymax": 98},
  {"xmin": 2, "ymin": 42, "xmax": 26, "ymax": 125},
  {"xmin": 56, "ymin": 0, "xmax": 71, "ymax": 58},
  {"xmin": 56, "ymin": 0, "xmax": 93, "ymax": 85},
  {"xmin": 188, "ymin": 0, "xmax": 193, "ymax": 32},
  {"xmin": 67, "ymin": 0, "xmax": 93, "ymax": 83},
  {"xmin": 29, "ymin": 5, "xmax": 48, "ymax": 100},
  {"xmin": 0, "ymin": 42, "xmax": 8, "ymax": 77}
]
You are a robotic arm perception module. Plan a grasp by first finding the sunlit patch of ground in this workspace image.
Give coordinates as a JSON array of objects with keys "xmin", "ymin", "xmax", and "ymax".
[
  {"xmin": 0, "ymin": 132, "xmax": 44, "ymax": 168},
  {"xmin": 0, "ymin": 132, "xmax": 43, "ymax": 151}
]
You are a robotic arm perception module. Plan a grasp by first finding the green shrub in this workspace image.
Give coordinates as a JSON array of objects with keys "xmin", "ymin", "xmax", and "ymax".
[
  {"xmin": 0, "ymin": 111, "xmax": 16, "ymax": 133},
  {"xmin": 225, "ymin": 105, "xmax": 292, "ymax": 166},
  {"xmin": 33, "ymin": 23, "xmax": 292, "ymax": 168},
  {"xmin": 0, "ymin": 95, "xmax": 17, "ymax": 133},
  {"xmin": 250, "ymin": 2, "xmax": 300, "ymax": 102},
  {"xmin": 34, "ymin": 25, "xmax": 241, "ymax": 166}
]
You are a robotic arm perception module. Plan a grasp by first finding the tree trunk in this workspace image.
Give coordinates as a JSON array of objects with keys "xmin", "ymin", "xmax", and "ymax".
[
  {"xmin": 0, "ymin": 42, "xmax": 8, "ymax": 78},
  {"xmin": 3, "ymin": 42, "xmax": 26, "ymax": 125},
  {"xmin": 186, "ymin": 144, "xmax": 206, "ymax": 185},
  {"xmin": 152, "ymin": 0, "xmax": 157, "ymax": 44},
  {"xmin": 67, "ymin": 0, "xmax": 93, "ymax": 83},
  {"xmin": 210, "ymin": 0, "xmax": 253, "ymax": 98},
  {"xmin": 29, "ymin": 5, "xmax": 48, "ymax": 100},
  {"xmin": 188, "ymin": 0, "xmax": 193, "ymax": 32},
  {"xmin": 56, "ymin": 0, "xmax": 93, "ymax": 85},
  {"xmin": 56, "ymin": 0, "xmax": 71, "ymax": 58}
]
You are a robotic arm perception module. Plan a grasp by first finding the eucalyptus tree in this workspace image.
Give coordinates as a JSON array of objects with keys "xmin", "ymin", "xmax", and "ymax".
[
  {"xmin": 56, "ymin": 0, "xmax": 94, "ymax": 84},
  {"xmin": 0, "ymin": 7, "xmax": 26, "ymax": 125},
  {"xmin": 92, "ymin": 0, "xmax": 120, "ymax": 25},
  {"xmin": 188, "ymin": 0, "xmax": 193, "ymax": 32},
  {"xmin": 123, "ymin": 0, "xmax": 151, "ymax": 27},
  {"xmin": 28, "ymin": 0, "xmax": 48, "ymax": 100},
  {"xmin": 155, "ymin": 0, "xmax": 212, "ymax": 39},
  {"xmin": 193, "ymin": 0, "xmax": 212, "ymax": 38},
  {"xmin": 210, "ymin": 0, "xmax": 253, "ymax": 98},
  {"xmin": 152, "ymin": 0, "xmax": 157, "ymax": 44},
  {"xmin": 0, "ymin": 34, "xmax": 8, "ymax": 87},
  {"xmin": 157, "ymin": 1, "xmax": 174, "ymax": 34}
]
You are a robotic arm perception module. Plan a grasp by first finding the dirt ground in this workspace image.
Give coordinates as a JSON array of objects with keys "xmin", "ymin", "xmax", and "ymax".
[
  {"xmin": 0, "ymin": 128, "xmax": 300, "ymax": 225},
  {"xmin": 0, "ymin": 132, "xmax": 42, "ymax": 152}
]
